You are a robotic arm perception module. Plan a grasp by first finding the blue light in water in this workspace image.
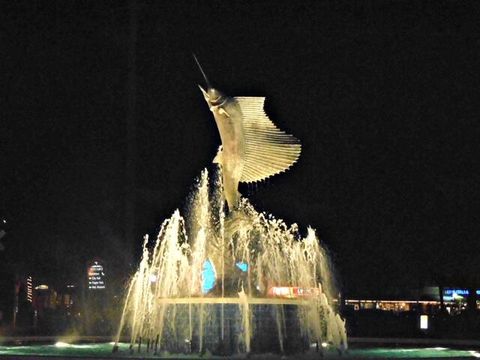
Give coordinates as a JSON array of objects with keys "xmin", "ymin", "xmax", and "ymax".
[
  {"xmin": 202, "ymin": 260, "xmax": 216, "ymax": 294},
  {"xmin": 236, "ymin": 262, "xmax": 248, "ymax": 272}
]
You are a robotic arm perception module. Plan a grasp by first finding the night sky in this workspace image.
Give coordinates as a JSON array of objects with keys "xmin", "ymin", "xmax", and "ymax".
[{"xmin": 1, "ymin": 1, "xmax": 480, "ymax": 296}]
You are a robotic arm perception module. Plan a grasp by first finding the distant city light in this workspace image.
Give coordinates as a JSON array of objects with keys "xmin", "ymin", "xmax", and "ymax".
[{"xmin": 35, "ymin": 284, "xmax": 49, "ymax": 290}]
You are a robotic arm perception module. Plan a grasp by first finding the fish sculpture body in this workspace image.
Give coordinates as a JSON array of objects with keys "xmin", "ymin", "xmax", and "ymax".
[
  {"xmin": 196, "ymin": 60, "xmax": 301, "ymax": 210},
  {"xmin": 200, "ymin": 87, "xmax": 302, "ymax": 211}
]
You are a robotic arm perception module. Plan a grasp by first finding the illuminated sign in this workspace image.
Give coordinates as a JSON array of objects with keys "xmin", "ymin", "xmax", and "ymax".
[
  {"xmin": 268, "ymin": 286, "xmax": 321, "ymax": 298},
  {"xmin": 26, "ymin": 276, "xmax": 33, "ymax": 303},
  {"xmin": 442, "ymin": 288, "xmax": 480, "ymax": 301},
  {"xmin": 420, "ymin": 315, "xmax": 429, "ymax": 330},
  {"xmin": 444, "ymin": 289, "xmax": 469, "ymax": 296},
  {"xmin": 88, "ymin": 261, "xmax": 106, "ymax": 290}
]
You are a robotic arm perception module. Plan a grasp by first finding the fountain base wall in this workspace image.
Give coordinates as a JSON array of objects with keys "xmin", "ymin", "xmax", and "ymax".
[{"xmin": 145, "ymin": 303, "xmax": 309, "ymax": 355}]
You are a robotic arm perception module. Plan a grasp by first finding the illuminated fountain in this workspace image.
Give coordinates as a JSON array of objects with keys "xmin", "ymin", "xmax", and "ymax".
[
  {"xmin": 114, "ymin": 62, "xmax": 348, "ymax": 355},
  {"xmin": 115, "ymin": 170, "xmax": 347, "ymax": 355}
]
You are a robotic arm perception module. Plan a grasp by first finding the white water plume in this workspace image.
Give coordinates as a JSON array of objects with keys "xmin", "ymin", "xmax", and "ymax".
[{"xmin": 115, "ymin": 168, "xmax": 347, "ymax": 354}]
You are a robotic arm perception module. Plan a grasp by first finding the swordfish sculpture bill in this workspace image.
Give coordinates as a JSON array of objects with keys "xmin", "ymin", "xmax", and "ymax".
[{"xmin": 194, "ymin": 56, "xmax": 302, "ymax": 211}]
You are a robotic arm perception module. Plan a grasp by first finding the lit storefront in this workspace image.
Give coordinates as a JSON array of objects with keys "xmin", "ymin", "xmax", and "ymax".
[
  {"xmin": 345, "ymin": 299, "xmax": 441, "ymax": 312},
  {"xmin": 345, "ymin": 288, "xmax": 480, "ymax": 313}
]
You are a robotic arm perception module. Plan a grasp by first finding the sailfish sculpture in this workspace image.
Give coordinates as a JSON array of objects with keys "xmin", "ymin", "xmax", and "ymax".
[{"xmin": 195, "ymin": 56, "xmax": 302, "ymax": 210}]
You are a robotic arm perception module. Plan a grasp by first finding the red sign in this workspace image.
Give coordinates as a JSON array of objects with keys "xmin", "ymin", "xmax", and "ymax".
[{"xmin": 267, "ymin": 286, "xmax": 321, "ymax": 298}]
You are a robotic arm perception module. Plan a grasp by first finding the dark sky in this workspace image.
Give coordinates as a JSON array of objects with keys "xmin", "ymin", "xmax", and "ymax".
[{"xmin": 1, "ymin": 1, "xmax": 480, "ymax": 295}]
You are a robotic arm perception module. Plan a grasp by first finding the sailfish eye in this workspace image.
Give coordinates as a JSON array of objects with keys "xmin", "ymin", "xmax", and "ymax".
[{"xmin": 208, "ymin": 88, "xmax": 224, "ymax": 105}]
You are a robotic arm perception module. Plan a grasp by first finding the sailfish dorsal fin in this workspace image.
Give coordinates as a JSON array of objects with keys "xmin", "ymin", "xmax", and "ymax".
[{"xmin": 235, "ymin": 97, "xmax": 302, "ymax": 183}]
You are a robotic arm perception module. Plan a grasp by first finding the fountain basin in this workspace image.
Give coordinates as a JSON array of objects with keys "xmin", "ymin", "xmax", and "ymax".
[{"xmin": 0, "ymin": 341, "xmax": 479, "ymax": 359}]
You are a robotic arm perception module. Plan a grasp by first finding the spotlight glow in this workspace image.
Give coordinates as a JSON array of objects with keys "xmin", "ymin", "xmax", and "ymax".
[
  {"xmin": 470, "ymin": 350, "xmax": 480, "ymax": 358},
  {"xmin": 54, "ymin": 342, "xmax": 70, "ymax": 348}
]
